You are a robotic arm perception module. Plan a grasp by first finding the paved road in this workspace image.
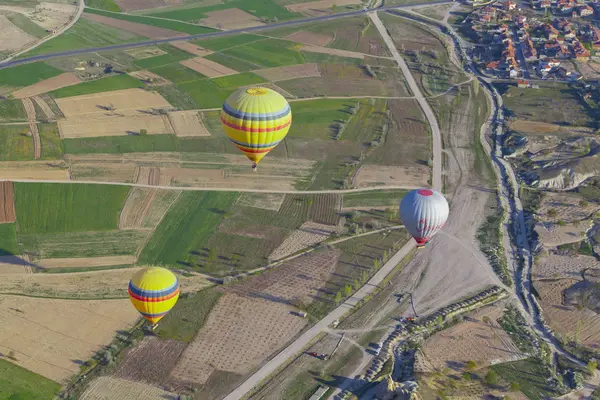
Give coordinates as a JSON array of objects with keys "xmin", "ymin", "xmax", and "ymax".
[
  {"xmin": 0, "ymin": 0, "xmax": 454, "ymax": 69},
  {"xmin": 369, "ymin": 12, "xmax": 442, "ymax": 192},
  {"xmin": 222, "ymin": 241, "xmax": 415, "ymax": 400},
  {"xmin": 1, "ymin": 0, "xmax": 85, "ymax": 64}
]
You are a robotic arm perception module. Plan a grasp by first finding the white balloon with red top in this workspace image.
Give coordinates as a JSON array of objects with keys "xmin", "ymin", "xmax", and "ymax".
[{"xmin": 399, "ymin": 188, "xmax": 449, "ymax": 248}]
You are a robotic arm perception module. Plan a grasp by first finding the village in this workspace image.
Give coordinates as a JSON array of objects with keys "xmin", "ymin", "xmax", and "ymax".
[{"xmin": 466, "ymin": 0, "xmax": 600, "ymax": 82}]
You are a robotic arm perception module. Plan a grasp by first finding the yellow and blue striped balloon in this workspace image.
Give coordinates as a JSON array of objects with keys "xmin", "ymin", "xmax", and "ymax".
[
  {"xmin": 221, "ymin": 87, "xmax": 292, "ymax": 166},
  {"xmin": 128, "ymin": 267, "xmax": 180, "ymax": 325}
]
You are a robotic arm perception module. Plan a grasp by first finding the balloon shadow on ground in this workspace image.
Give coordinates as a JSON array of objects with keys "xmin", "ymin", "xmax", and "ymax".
[{"xmin": 0, "ymin": 253, "xmax": 45, "ymax": 272}]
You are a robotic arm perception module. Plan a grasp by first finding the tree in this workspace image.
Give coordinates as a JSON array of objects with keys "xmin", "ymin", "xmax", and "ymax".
[
  {"xmin": 485, "ymin": 370, "xmax": 498, "ymax": 385},
  {"xmin": 548, "ymin": 208, "xmax": 558, "ymax": 218},
  {"xmin": 344, "ymin": 284, "xmax": 352, "ymax": 297},
  {"xmin": 139, "ymin": 128, "xmax": 148, "ymax": 136},
  {"xmin": 335, "ymin": 291, "xmax": 342, "ymax": 304},
  {"xmin": 588, "ymin": 360, "xmax": 598, "ymax": 375},
  {"xmin": 463, "ymin": 372, "xmax": 471, "ymax": 380},
  {"xmin": 465, "ymin": 360, "xmax": 477, "ymax": 371},
  {"xmin": 510, "ymin": 382, "xmax": 520, "ymax": 391}
]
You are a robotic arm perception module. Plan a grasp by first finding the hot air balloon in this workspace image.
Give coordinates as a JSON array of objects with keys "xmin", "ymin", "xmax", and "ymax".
[
  {"xmin": 221, "ymin": 87, "xmax": 292, "ymax": 171},
  {"xmin": 128, "ymin": 267, "xmax": 180, "ymax": 326},
  {"xmin": 399, "ymin": 188, "xmax": 449, "ymax": 249}
]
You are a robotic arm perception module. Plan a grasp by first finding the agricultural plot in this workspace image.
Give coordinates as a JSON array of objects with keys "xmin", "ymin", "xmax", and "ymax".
[
  {"xmin": 114, "ymin": 0, "xmax": 184, "ymax": 12},
  {"xmin": 0, "ymin": 99, "xmax": 27, "ymax": 122},
  {"xmin": 286, "ymin": 0, "xmax": 360, "ymax": 16},
  {"xmin": 0, "ymin": 161, "xmax": 69, "ymax": 180},
  {"xmin": 269, "ymin": 221, "xmax": 341, "ymax": 260},
  {"xmin": 415, "ymin": 303, "xmax": 524, "ymax": 374},
  {"xmin": 115, "ymin": 337, "xmax": 187, "ymax": 385},
  {"xmin": 170, "ymin": 41, "xmax": 213, "ymax": 56},
  {"xmin": 119, "ymin": 187, "xmax": 181, "ymax": 229},
  {"xmin": 192, "ymin": 33, "xmax": 264, "ymax": 52},
  {"xmin": 80, "ymin": 376, "xmax": 177, "ymax": 400},
  {"xmin": 18, "ymin": 230, "xmax": 149, "ymax": 259},
  {"xmin": 499, "ymin": 83, "xmax": 595, "ymax": 127},
  {"xmin": 50, "ymin": 74, "xmax": 144, "ymax": 98},
  {"xmin": 0, "ymin": 14, "xmax": 36, "ymax": 52},
  {"xmin": 70, "ymin": 162, "xmax": 139, "ymax": 183},
  {"xmin": 38, "ymin": 123, "xmax": 63, "ymax": 160},
  {"xmin": 0, "ymin": 295, "xmax": 139, "ymax": 382},
  {"xmin": 537, "ymin": 192, "xmax": 599, "ymax": 223},
  {"xmin": 37, "ymin": 255, "xmax": 136, "ymax": 269},
  {"xmin": 309, "ymin": 193, "xmax": 340, "ymax": 225},
  {"xmin": 125, "ymin": 46, "xmax": 166, "ymax": 59},
  {"xmin": 342, "ymin": 189, "xmax": 408, "ymax": 209},
  {"xmin": 0, "ymin": 359, "xmax": 60, "ymax": 400},
  {"xmin": 216, "ymin": 38, "xmax": 306, "ymax": 68},
  {"xmin": 139, "ymin": 191, "xmax": 239, "ymax": 267},
  {"xmin": 284, "ymin": 30, "xmax": 332, "ymax": 46},
  {"xmin": 236, "ymin": 192, "xmax": 286, "ymax": 212},
  {"xmin": 1, "ymin": 2, "xmax": 77, "ymax": 33},
  {"xmin": 0, "ymin": 182, "xmax": 16, "ymax": 223},
  {"xmin": 0, "ymin": 62, "xmax": 61, "ymax": 89},
  {"xmin": 534, "ymin": 221, "xmax": 590, "ymax": 248},
  {"xmin": 128, "ymin": 70, "xmax": 171, "ymax": 86},
  {"xmin": 171, "ymin": 249, "xmax": 340, "ymax": 386},
  {"xmin": 179, "ymin": 57, "xmax": 238, "ymax": 78},
  {"xmin": 5, "ymin": 12, "xmax": 50, "ymax": 39},
  {"xmin": 82, "ymin": 12, "xmax": 184, "ymax": 39},
  {"xmin": 254, "ymin": 63, "xmax": 320, "ymax": 82},
  {"xmin": 168, "ymin": 110, "xmax": 210, "ymax": 137},
  {"xmin": 0, "ymin": 223, "xmax": 19, "ymax": 256},
  {"xmin": 25, "ymin": 17, "xmax": 147, "ymax": 57},
  {"xmin": 533, "ymin": 254, "xmax": 600, "ymax": 279},
  {"xmin": 491, "ymin": 358, "xmax": 560, "ymax": 400},
  {"xmin": 54, "ymin": 86, "xmax": 166, "ymax": 114},
  {"xmin": 14, "ymin": 183, "xmax": 129, "ymax": 234},
  {"xmin": 0, "ymin": 125, "xmax": 35, "ymax": 160},
  {"xmin": 149, "ymin": 63, "xmax": 206, "ymax": 84},
  {"xmin": 199, "ymin": 8, "xmax": 264, "ymax": 30},
  {"xmin": 12, "ymin": 73, "xmax": 81, "ymax": 99}
]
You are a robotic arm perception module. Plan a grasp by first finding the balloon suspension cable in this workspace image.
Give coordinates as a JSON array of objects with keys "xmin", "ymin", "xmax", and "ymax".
[{"xmin": 252, "ymin": 163, "xmax": 257, "ymax": 172}]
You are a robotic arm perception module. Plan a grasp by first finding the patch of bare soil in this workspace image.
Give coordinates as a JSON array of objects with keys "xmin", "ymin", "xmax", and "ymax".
[
  {"xmin": 170, "ymin": 41, "xmax": 213, "ymax": 56},
  {"xmin": 0, "ymin": 15, "xmax": 35, "ymax": 52},
  {"xmin": 534, "ymin": 254, "xmax": 600, "ymax": 280},
  {"xmin": 254, "ymin": 63, "xmax": 320, "ymax": 82},
  {"xmin": 128, "ymin": 70, "xmax": 171, "ymax": 86},
  {"xmin": 283, "ymin": 31, "xmax": 332, "ymax": 47},
  {"xmin": 199, "ymin": 8, "xmax": 264, "ymax": 30},
  {"xmin": 179, "ymin": 57, "xmax": 237, "ymax": 78},
  {"xmin": 13, "ymin": 73, "xmax": 81, "ymax": 99},
  {"xmin": 82, "ymin": 13, "xmax": 185, "ymax": 39},
  {"xmin": 355, "ymin": 165, "xmax": 428, "ymax": 188}
]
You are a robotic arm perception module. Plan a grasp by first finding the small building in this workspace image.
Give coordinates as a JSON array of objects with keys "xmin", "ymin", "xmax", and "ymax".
[
  {"xmin": 578, "ymin": 5, "xmax": 594, "ymax": 16},
  {"xmin": 544, "ymin": 23, "xmax": 559, "ymax": 39}
]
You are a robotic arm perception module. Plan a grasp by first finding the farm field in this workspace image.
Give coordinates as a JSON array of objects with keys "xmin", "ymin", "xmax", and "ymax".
[
  {"xmin": 82, "ymin": 12, "xmax": 185, "ymax": 39},
  {"xmin": 80, "ymin": 376, "xmax": 177, "ymax": 400},
  {"xmin": 0, "ymin": 14, "xmax": 36, "ymax": 52},
  {"xmin": 23, "ymin": 17, "xmax": 147, "ymax": 57},
  {"xmin": 37, "ymin": 255, "xmax": 136, "ymax": 269},
  {"xmin": 0, "ymin": 223, "xmax": 19, "ymax": 256},
  {"xmin": 84, "ymin": 8, "xmax": 217, "ymax": 35},
  {"xmin": 18, "ymin": 229, "xmax": 149, "ymax": 259},
  {"xmin": 0, "ymin": 125, "xmax": 35, "ymax": 160},
  {"xmin": 491, "ymin": 358, "xmax": 561, "ymax": 400},
  {"xmin": 415, "ymin": 303, "xmax": 523, "ymax": 374},
  {"xmin": 38, "ymin": 123, "xmax": 63, "ymax": 160},
  {"xmin": 12, "ymin": 73, "xmax": 81, "ymax": 99},
  {"xmin": 0, "ymin": 359, "xmax": 61, "ymax": 400},
  {"xmin": 537, "ymin": 192, "xmax": 600, "ymax": 223},
  {"xmin": 533, "ymin": 254, "xmax": 600, "ymax": 280},
  {"xmin": 0, "ymin": 2, "xmax": 77, "ymax": 33},
  {"xmin": 5, "ymin": 12, "xmax": 53, "ymax": 39},
  {"xmin": 498, "ymin": 83, "xmax": 595, "ymax": 127},
  {"xmin": 139, "ymin": 191, "xmax": 239, "ymax": 267},
  {"xmin": 168, "ymin": 110, "xmax": 210, "ymax": 137},
  {"xmin": 0, "ymin": 182, "xmax": 16, "ymax": 223},
  {"xmin": 342, "ymin": 189, "xmax": 408, "ymax": 209},
  {"xmin": 269, "ymin": 221, "xmax": 340, "ymax": 260},
  {"xmin": 0, "ymin": 295, "xmax": 139, "ymax": 382},
  {"xmin": 0, "ymin": 62, "xmax": 61, "ymax": 89},
  {"xmin": 119, "ymin": 187, "xmax": 181, "ymax": 229},
  {"xmin": 0, "ymin": 99, "xmax": 27, "ymax": 122},
  {"xmin": 133, "ymin": 44, "xmax": 196, "ymax": 69},
  {"xmin": 50, "ymin": 74, "xmax": 143, "ymax": 98},
  {"xmin": 0, "ymin": 161, "xmax": 70, "ymax": 180},
  {"xmin": 14, "ymin": 183, "xmax": 130, "ymax": 233}
]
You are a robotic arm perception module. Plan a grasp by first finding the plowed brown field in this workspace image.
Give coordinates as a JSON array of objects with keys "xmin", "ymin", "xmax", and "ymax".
[
  {"xmin": 0, "ymin": 181, "xmax": 16, "ymax": 223},
  {"xmin": 82, "ymin": 13, "xmax": 184, "ymax": 39},
  {"xmin": 12, "ymin": 73, "xmax": 81, "ymax": 99}
]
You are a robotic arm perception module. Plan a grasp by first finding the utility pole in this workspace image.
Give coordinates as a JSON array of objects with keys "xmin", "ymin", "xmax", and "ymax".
[{"xmin": 409, "ymin": 292, "xmax": 418, "ymax": 318}]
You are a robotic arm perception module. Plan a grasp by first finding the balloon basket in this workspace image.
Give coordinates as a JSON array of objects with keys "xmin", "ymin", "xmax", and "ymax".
[{"xmin": 251, "ymin": 163, "xmax": 257, "ymax": 172}]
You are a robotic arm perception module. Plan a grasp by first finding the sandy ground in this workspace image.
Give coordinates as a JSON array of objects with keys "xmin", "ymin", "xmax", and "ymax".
[
  {"xmin": 301, "ymin": 44, "xmax": 365, "ymax": 59},
  {"xmin": 199, "ymin": 8, "xmax": 265, "ymax": 30},
  {"xmin": 80, "ymin": 376, "xmax": 178, "ymax": 400},
  {"xmin": 12, "ymin": 73, "xmax": 81, "ymax": 99},
  {"xmin": 167, "ymin": 110, "xmax": 210, "ymax": 137},
  {"xmin": 269, "ymin": 221, "xmax": 340, "ymax": 260},
  {"xmin": 0, "ymin": 181, "xmax": 16, "ymax": 223},
  {"xmin": 254, "ymin": 63, "xmax": 321, "ymax": 82},
  {"xmin": 0, "ymin": 295, "xmax": 139, "ymax": 382},
  {"xmin": 36, "ymin": 256, "xmax": 137, "ymax": 269},
  {"xmin": 286, "ymin": 0, "xmax": 361, "ymax": 13},
  {"xmin": 284, "ymin": 31, "xmax": 333, "ymax": 47},
  {"xmin": 55, "ymin": 88, "xmax": 171, "ymax": 118},
  {"xmin": 415, "ymin": 303, "xmax": 524, "ymax": 373},
  {"xmin": 128, "ymin": 70, "xmax": 171, "ymax": 86},
  {"xmin": 0, "ymin": 161, "xmax": 70, "ymax": 180},
  {"xmin": 509, "ymin": 119, "xmax": 561, "ymax": 133},
  {"xmin": 82, "ymin": 13, "xmax": 185, "ymax": 39},
  {"xmin": 533, "ymin": 254, "xmax": 600, "ymax": 279},
  {"xmin": 236, "ymin": 192, "xmax": 286, "ymax": 211},
  {"xmin": 180, "ymin": 57, "xmax": 237, "ymax": 78},
  {"xmin": 0, "ymin": 255, "xmax": 34, "ymax": 274},
  {"xmin": 114, "ymin": 0, "xmax": 184, "ymax": 12},
  {"xmin": 170, "ymin": 41, "xmax": 213, "ymax": 56},
  {"xmin": 28, "ymin": 2, "xmax": 76, "ymax": 32},
  {"xmin": 534, "ymin": 221, "xmax": 591, "ymax": 248},
  {"xmin": 0, "ymin": 15, "xmax": 36, "ymax": 52},
  {"xmin": 355, "ymin": 165, "xmax": 429, "ymax": 188}
]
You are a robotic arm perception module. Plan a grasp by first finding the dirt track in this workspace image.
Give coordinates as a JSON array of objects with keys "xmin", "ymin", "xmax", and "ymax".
[{"xmin": 21, "ymin": 98, "xmax": 40, "ymax": 159}]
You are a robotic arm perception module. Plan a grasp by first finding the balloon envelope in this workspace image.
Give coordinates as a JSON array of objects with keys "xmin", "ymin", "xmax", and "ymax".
[
  {"xmin": 399, "ymin": 188, "xmax": 449, "ymax": 246},
  {"xmin": 221, "ymin": 87, "xmax": 292, "ymax": 165},
  {"xmin": 128, "ymin": 267, "xmax": 180, "ymax": 325}
]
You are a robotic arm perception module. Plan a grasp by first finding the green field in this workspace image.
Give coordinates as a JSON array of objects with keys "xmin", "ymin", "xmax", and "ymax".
[
  {"xmin": 5, "ymin": 13, "xmax": 48, "ymax": 38},
  {"xmin": 0, "ymin": 125, "xmax": 35, "ymax": 160},
  {"xmin": 50, "ymin": 74, "xmax": 143, "ymax": 98},
  {"xmin": 19, "ymin": 230, "xmax": 148, "ymax": 259},
  {"xmin": 0, "ymin": 358, "xmax": 61, "ymax": 400},
  {"xmin": 134, "ymin": 45, "xmax": 196, "ymax": 69},
  {"xmin": 64, "ymin": 134, "xmax": 179, "ymax": 154},
  {"xmin": 150, "ymin": 63, "xmax": 206, "ymax": 83},
  {"xmin": 146, "ymin": 0, "xmax": 299, "ymax": 22},
  {"xmin": 156, "ymin": 286, "xmax": 222, "ymax": 342},
  {"xmin": 193, "ymin": 34, "xmax": 264, "ymax": 52},
  {"xmin": 83, "ymin": 8, "xmax": 216, "ymax": 35},
  {"xmin": 14, "ymin": 183, "xmax": 130, "ymax": 234},
  {"xmin": 85, "ymin": 0, "xmax": 121, "ymax": 11},
  {"xmin": 0, "ymin": 62, "xmax": 61, "ymax": 88},
  {"xmin": 203, "ymin": 53, "xmax": 260, "ymax": 72},
  {"xmin": 23, "ymin": 18, "xmax": 146, "ymax": 57},
  {"xmin": 0, "ymin": 223, "xmax": 19, "ymax": 256},
  {"xmin": 287, "ymin": 98, "xmax": 360, "ymax": 140},
  {"xmin": 139, "ymin": 191, "xmax": 239, "ymax": 267},
  {"xmin": 0, "ymin": 99, "xmax": 27, "ymax": 121},
  {"xmin": 212, "ymin": 72, "xmax": 267, "ymax": 89},
  {"xmin": 343, "ymin": 190, "xmax": 408, "ymax": 208},
  {"xmin": 177, "ymin": 79, "xmax": 232, "ymax": 109},
  {"xmin": 218, "ymin": 39, "xmax": 305, "ymax": 68},
  {"xmin": 491, "ymin": 359, "xmax": 560, "ymax": 400},
  {"xmin": 38, "ymin": 123, "xmax": 63, "ymax": 159},
  {"xmin": 155, "ymin": 85, "xmax": 199, "ymax": 110}
]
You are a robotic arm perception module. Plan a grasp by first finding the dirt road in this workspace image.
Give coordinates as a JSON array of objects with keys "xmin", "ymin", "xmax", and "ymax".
[
  {"xmin": 21, "ymin": 98, "xmax": 40, "ymax": 159},
  {"xmin": 369, "ymin": 11, "xmax": 442, "ymax": 192}
]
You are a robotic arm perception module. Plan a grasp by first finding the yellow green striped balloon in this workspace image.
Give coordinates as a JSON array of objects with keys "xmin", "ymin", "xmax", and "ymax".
[
  {"xmin": 128, "ymin": 267, "xmax": 180, "ymax": 325},
  {"xmin": 221, "ymin": 87, "xmax": 292, "ymax": 166}
]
